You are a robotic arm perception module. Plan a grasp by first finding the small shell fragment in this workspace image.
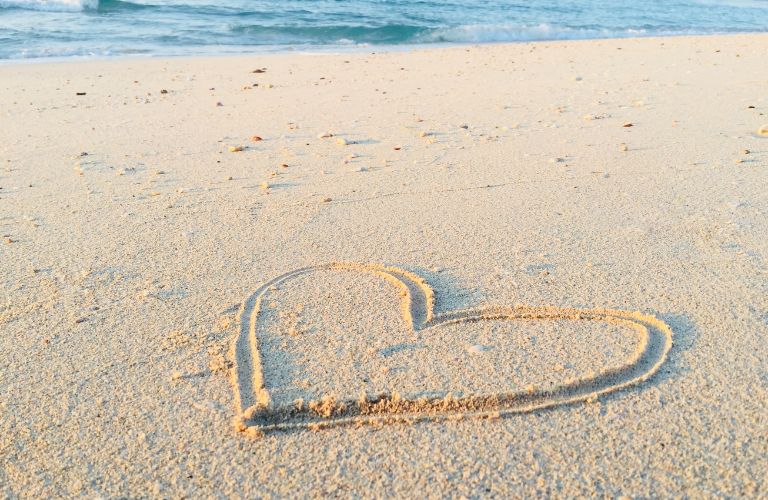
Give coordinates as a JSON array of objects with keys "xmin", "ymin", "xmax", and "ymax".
[{"xmin": 467, "ymin": 344, "xmax": 493, "ymax": 355}]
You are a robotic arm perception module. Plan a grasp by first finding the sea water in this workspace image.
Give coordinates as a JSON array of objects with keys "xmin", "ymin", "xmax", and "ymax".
[{"xmin": 1, "ymin": 0, "xmax": 767, "ymax": 60}]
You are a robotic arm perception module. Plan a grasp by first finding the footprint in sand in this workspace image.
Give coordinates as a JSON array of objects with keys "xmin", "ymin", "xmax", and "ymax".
[{"xmin": 230, "ymin": 263, "xmax": 673, "ymax": 435}]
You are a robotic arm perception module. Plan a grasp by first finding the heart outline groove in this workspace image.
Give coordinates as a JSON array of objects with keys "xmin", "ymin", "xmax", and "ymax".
[{"xmin": 231, "ymin": 262, "xmax": 673, "ymax": 435}]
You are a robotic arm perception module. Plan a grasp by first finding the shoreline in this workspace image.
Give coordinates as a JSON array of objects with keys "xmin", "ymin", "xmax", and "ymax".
[{"xmin": 2, "ymin": 30, "xmax": 767, "ymax": 66}]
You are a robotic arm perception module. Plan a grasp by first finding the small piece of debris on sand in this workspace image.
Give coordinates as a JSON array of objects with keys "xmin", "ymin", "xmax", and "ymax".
[{"xmin": 466, "ymin": 344, "xmax": 493, "ymax": 355}]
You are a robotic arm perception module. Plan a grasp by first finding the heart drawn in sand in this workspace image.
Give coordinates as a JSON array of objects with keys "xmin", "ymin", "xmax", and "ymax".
[{"xmin": 231, "ymin": 263, "xmax": 672, "ymax": 435}]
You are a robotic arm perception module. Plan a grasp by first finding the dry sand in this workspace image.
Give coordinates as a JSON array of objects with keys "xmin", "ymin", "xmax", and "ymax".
[{"xmin": 1, "ymin": 34, "xmax": 767, "ymax": 496}]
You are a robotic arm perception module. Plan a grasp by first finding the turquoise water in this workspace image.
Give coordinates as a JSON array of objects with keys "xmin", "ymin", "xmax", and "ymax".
[{"xmin": 1, "ymin": 0, "xmax": 767, "ymax": 60}]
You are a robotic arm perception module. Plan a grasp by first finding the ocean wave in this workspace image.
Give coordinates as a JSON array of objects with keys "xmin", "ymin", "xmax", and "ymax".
[
  {"xmin": 0, "ymin": 0, "xmax": 149, "ymax": 12},
  {"xmin": 227, "ymin": 24, "xmax": 429, "ymax": 45},
  {"xmin": 0, "ymin": 0, "xmax": 97, "ymax": 11},
  {"xmin": 416, "ymin": 23, "xmax": 709, "ymax": 44}
]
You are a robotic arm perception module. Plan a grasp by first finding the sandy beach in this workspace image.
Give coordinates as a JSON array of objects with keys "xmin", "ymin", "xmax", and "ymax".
[{"xmin": 1, "ymin": 34, "xmax": 767, "ymax": 496}]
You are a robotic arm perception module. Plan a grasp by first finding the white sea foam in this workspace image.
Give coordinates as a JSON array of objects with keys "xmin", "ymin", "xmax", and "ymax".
[
  {"xmin": 418, "ymin": 23, "xmax": 689, "ymax": 44},
  {"xmin": 0, "ymin": 0, "xmax": 97, "ymax": 12}
]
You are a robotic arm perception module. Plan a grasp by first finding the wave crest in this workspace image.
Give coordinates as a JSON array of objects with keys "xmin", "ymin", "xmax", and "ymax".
[
  {"xmin": 0, "ymin": 0, "xmax": 97, "ymax": 12},
  {"xmin": 417, "ymin": 23, "xmax": 686, "ymax": 43}
]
